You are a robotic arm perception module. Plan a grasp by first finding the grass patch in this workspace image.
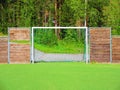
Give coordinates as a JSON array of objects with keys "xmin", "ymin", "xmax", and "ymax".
[
  {"xmin": 10, "ymin": 40, "xmax": 30, "ymax": 44},
  {"xmin": 112, "ymin": 35, "xmax": 120, "ymax": 38},
  {"xmin": 0, "ymin": 33, "xmax": 7, "ymax": 36},
  {"xmin": 35, "ymin": 41, "xmax": 84, "ymax": 54},
  {"xmin": 0, "ymin": 63, "xmax": 120, "ymax": 90}
]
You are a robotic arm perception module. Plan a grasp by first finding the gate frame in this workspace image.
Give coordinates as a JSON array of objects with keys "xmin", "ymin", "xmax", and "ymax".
[{"xmin": 31, "ymin": 27, "xmax": 89, "ymax": 64}]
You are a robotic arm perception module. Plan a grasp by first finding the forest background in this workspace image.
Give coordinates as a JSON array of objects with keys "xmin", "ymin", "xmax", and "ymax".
[
  {"xmin": 0, "ymin": 0, "xmax": 119, "ymax": 34},
  {"xmin": 0, "ymin": 0, "xmax": 120, "ymax": 53}
]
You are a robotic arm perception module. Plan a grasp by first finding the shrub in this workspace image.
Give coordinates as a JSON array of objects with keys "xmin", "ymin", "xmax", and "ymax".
[{"xmin": 34, "ymin": 29, "xmax": 58, "ymax": 46}]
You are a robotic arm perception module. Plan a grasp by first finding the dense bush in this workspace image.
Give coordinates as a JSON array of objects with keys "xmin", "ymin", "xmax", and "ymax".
[
  {"xmin": 34, "ymin": 29, "xmax": 58, "ymax": 46},
  {"xmin": 34, "ymin": 29, "xmax": 85, "ymax": 46}
]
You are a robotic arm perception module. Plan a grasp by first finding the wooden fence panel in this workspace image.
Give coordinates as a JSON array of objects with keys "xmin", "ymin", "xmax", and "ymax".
[
  {"xmin": 9, "ymin": 28, "xmax": 30, "ymax": 64},
  {"xmin": 112, "ymin": 37, "xmax": 120, "ymax": 63},
  {"xmin": 90, "ymin": 28, "xmax": 111, "ymax": 62},
  {"xmin": 0, "ymin": 37, "xmax": 8, "ymax": 63}
]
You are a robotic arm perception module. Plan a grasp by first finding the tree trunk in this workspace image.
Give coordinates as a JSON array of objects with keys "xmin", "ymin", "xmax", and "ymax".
[
  {"xmin": 54, "ymin": 0, "xmax": 61, "ymax": 39},
  {"xmin": 54, "ymin": 0, "xmax": 58, "ymax": 37}
]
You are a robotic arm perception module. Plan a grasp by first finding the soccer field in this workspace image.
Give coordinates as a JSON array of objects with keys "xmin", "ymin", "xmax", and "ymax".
[{"xmin": 0, "ymin": 62, "xmax": 120, "ymax": 90}]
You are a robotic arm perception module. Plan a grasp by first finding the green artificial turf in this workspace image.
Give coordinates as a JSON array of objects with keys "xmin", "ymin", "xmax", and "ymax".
[{"xmin": 0, "ymin": 62, "xmax": 120, "ymax": 90}]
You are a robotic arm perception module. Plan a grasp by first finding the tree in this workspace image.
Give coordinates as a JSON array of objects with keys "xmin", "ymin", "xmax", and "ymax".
[
  {"xmin": 103, "ymin": 0, "xmax": 120, "ymax": 34},
  {"xmin": 0, "ymin": 0, "xmax": 9, "ymax": 34},
  {"xmin": 60, "ymin": 0, "xmax": 85, "ymax": 26},
  {"xmin": 87, "ymin": 0, "xmax": 110, "ymax": 27},
  {"xmin": 0, "ymin": 0, "xmax": 119, "ymax": 36}
]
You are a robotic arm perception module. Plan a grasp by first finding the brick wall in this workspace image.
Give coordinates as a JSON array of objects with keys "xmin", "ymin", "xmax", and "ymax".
[
  {"xmin": 9, "ymin": 28, "xmax": 30, "ymax": 40},
  {"xmin": 10, "ymin": 44, "xmax": 30, "ymax": 64},
  {"xmin": 90, "ymin": 28, "xmax": 111, "ymax": 62},
  {"xmin": 112, "ymin": 37, "xmax": 120, "ymax": 63},
  {"xmin": 0, "ymin": 37, "xmax": 8, "ymax": 63}
]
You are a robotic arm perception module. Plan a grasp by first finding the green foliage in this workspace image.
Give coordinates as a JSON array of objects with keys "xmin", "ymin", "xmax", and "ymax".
[
  {"xmin": 0, "ymin": 0, "xmax": 119, "ymax": 35},
  {"xmin": 34, "ymin": 29, "xmax": 58, "ymax": 46},
  {"xmin": 87, "ymin": 0, "xmax": 110, "ymax": 27},
  {"xmin": 0, "ymin": 32, "xmax": 7, "ymax": 36},
  {"xmin": 103, "ymin": 0, "xmax": 120, "ymax": 35},
  {"xmin": 63, "ymin": 29, "xmax": 77, "ymax": 42},
  {"xmin": 34, "ymin": 29, "xmax": 85, "ymax": 53},
  {"xmin": 60, "ymin": 0, "xmax": 84, "ymax": 26}
]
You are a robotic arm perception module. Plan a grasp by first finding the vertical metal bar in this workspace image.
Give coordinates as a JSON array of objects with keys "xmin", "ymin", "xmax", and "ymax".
[
  {"xmin": 84, "ymin": 0, "xmax": 87, "ymax": 27},
  {"xmin": 110, "ymin": 28, "xmax": 112, "ymax": 63},
  {"xmin": 30, "ymin": 27, "xmax": 31, "ymax": 63},
  {"xmin": 86, "ymin": 27, "xmax": 88, "ymax": 64},
  {"xmin": 8, "ymin": 28, "xmax": 10, "ymax": 64},
  {"xmin": 31, "ymin": 27, "xmax": 34, "ymax": 63},
  {"xmin": 88, "ymin": 28, "xmax": 90, "ymax": 62}
]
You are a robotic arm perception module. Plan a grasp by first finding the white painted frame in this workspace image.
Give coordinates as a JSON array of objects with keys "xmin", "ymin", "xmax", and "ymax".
[{"xmin": 31, "ymin": 27, "xmax": 89, "ymax": 64}]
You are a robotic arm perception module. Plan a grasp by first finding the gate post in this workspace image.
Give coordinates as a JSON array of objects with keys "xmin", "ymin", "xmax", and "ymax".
[{"xmin": 86, "ymin": 27, "xmax": 89, "ymax": 64}]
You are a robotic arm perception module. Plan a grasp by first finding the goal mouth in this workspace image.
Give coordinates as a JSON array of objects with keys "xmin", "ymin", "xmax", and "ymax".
[{"xmin": 31, "ymin": 27, "xmax": 89, "ymax": 63}]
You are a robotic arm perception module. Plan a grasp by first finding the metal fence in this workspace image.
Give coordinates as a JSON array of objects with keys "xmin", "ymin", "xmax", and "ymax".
[{"xmin": 1, "ymin": 27, "xmax": 120, "ymax": 64}]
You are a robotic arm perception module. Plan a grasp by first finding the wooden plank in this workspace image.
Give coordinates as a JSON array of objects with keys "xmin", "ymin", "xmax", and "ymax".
[{"xmin": 90, "ymin": 28, "xmax": 110, "ymax": 62}]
